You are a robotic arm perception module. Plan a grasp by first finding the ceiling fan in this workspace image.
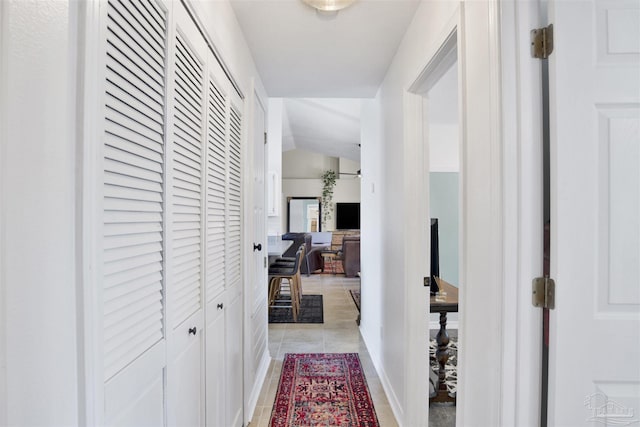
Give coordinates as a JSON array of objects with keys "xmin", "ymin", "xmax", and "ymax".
[{"xmin": 340, "ymin": 170, "xmax": 361, "ymax": 178}]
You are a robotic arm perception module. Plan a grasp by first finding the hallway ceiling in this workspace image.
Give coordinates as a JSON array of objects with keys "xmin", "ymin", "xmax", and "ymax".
[
  {"xmin": 229, "ymin": 0, "xmax": 420, "ymax": 98},
  {"xmin": 230, "ymin": 0, "xmax": 420, "ymax": 161}
]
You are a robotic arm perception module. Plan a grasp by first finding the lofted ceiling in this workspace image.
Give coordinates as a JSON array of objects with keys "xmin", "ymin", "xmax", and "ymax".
[
  {"xmin": 282, "ymin": 98, "xmax": 361, "ymax": 161},
  {"xmin": 230, "ymin": 0, "xmax": 421, "ymax": 161}
]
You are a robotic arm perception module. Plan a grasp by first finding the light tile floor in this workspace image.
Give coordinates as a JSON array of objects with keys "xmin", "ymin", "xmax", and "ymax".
[{"xmin": 249, "ymin": 274, "xmax": 399, "ymax": 427}]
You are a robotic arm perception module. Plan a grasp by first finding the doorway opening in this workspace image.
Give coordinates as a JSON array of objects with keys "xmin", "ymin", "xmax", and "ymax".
[
  {"xmin": 426, "ymin": 54, "xmax": 460, "ymax": 426},
  {"xmin": 253, "ymin": 96, "xmax": 395, "ymax": 425},
  {"xmin": 406, "ymin": 24, "xmax": 463, "ymax": 425}
]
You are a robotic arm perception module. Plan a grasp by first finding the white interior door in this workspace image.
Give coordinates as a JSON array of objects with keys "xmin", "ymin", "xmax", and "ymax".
[
  {"xmin": 225, "ymin": 97, "xmax": 244, "ymax": 427},
  {"xmin": 166, "ymin": 3, "xmax": 207, "ymax": 425},
  {"xmin": 548, "ymin": 0, "xmax": 640, "ymax": 424},
  {"xmin": 101, "ymin": 0, "xmax": 169, "ymax": 424},
  {"xmin": 204, "ymin": 47, "xmax": 230, "ymax": 427},
  {"xmin": 247, "ymin": 95, "xmax": 267, "ymax": 394}
]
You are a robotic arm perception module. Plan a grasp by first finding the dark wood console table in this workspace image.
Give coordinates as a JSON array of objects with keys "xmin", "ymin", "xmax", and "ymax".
[{"xmin": 430, "ymin": 277, "xmax": 458, "ymax": 404}]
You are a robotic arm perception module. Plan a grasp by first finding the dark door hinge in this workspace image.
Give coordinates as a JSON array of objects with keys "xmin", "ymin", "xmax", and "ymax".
[
  {"xmin": 532, "ymin": 277, "xmax": 555, "ymax": 309},
  {"xmin": 531, "ymin": 24, "xmax": 554, "ymax": 59}
]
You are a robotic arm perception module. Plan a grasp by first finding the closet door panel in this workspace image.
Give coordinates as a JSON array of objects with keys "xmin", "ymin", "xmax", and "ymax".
[
  {"xmin": 170, "ymin": 27, "xmax": 204, "ymax": 329},
  {"xmin": 226, "ymin": 102, "xmax": 243, "ymax": 295},
  {"xmin": 205, "ymin": 299, "xmax": 226, "ymax": 427},
  {"xmin": 165, "ymin": 3, "xmax": 206, "ymax": 425},
  {"xmin": 225, "ymin": 95, "xmax": 244, "ymax": 427},
  {"xmin": 102, "ymin": 0, "xmax": 168, "ymax": 424},
  {"xmin": 205, "ymin": 62, "xmax": 230, "ymax": 426},
  {"xmin": 206, "ymin": 69, "xmax": 228, "ymax": 307}
]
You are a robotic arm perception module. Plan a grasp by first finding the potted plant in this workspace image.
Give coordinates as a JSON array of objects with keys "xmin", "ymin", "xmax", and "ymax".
[{"xmin": 321, "ymin": 170, "xmax": 337, "ymax": 229}]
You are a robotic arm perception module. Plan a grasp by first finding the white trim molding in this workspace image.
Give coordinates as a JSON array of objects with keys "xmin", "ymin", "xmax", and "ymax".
[
  {"xmin": 403, "ymin": 6, "xmax": 462, "ymax": 425},
  {"xmin": 499, "ymin": 0, "xmax": 544, "ymax": 425}
]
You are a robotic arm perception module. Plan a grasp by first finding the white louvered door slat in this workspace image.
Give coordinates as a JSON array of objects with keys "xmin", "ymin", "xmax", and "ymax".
[
  {"xmin": 103, "ymin": 0, "xmax": 167, "ymax": 385},
  {"xmin": 227, "ymin": 104, "xmax": 242, "ymax": 290},
  {"xmin": 171, "ymin": 30, "xmax": 204, "ymax": 329},
  {"xmin": 206, "ymin": 75, "xmax": 227, "ymax": 302}
]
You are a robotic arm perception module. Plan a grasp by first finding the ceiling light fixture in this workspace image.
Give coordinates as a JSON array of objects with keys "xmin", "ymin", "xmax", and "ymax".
[{"xmin": 302, "ymin": 0, "xmax": 357, "ymax": 12}]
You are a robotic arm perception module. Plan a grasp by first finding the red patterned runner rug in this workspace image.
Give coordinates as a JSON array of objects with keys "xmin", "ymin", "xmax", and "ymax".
[{"xmin": 270, "ymin": 353, "xmax": 380, "ymax": 427}]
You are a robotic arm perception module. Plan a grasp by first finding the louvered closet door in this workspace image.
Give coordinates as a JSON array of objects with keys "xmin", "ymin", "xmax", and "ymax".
[
  {"xmin": 166, "ymin": 3, "xmax": 206, "ymax": 425},
  {"xmin": 102, "ymin": 0, "xmax": 168, "ymax": 424},
  {"xmin": 170, "ymin": 28, "xmax": 204, "ymax": 329},
  {"xmin": 204, "ymin": 59, "xmax": 229, "ymax": 427},
  {"xmin": 225, "ymin": 96, "xmax": 244, "ymax": 427}
]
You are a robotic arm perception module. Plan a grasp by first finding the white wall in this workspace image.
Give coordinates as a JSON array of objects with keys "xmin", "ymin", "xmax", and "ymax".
[
  {"xmin": 282, "ymin": 149, "xmax": 339, "ymax": 179},
  {"xmin": 275, "ymin": 149, "xmax": 360, "ymax": 233},
  {"xmin": 339, "ymin": 157, "xmax": 360, "ymax": 176},
  {"xmin": 359, "ymin": 98, "xmax": 384, "ymax": 378},
  {"xmin": 428, "ymin": 60, "xmax": 460, "ymax": 173},
  {"xmin": 360, "ymin": 2, "xmax": 460, "ymax": 420},
  {"xmin": 429, "ymin": 125, "xmax": 459, "ymax": 172},
  {"xmin": 1, "ymin": 1, "xmax": 79, "ymax": 425},
  {"xmin": 267, "ymin": 99, "xmax": 283, "ymax": 235},
  {"xmin": 1, "ymin": 3, "xmax": 6, "ymax": 422},
  {"xmin": 360, "ymin": 1, "xmax": 505, "ymax": 425}
]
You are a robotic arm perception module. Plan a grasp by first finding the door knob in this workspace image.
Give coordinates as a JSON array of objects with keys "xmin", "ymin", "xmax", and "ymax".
[
  {"xmin": 188, "ymin": 327, "xmax": 197, "ymax": 335},
  {"xmin": 217, "ymin": 303, "xmax": 224, "ymax": 310},
  {"xmin": 253, "ymin": 243, "xmax": 262, "ymax": 252}
]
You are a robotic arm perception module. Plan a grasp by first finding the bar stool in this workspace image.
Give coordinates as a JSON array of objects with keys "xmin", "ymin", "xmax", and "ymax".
[{"xmin": 268, "ymin": 245, "xmax": 304, "ymax": 321}]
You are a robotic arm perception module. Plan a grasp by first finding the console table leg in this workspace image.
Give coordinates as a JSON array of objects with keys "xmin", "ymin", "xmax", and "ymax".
[{"xmin": 435, "ymin": 311, "xmax": 450, "ymax": 395}]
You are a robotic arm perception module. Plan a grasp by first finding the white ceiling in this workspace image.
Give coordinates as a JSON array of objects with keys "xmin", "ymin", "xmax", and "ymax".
[
  {"xmin": 282, "ymin": 98, "xmax": 361, "ymax": 161},
  {"xmin": 229, "ymin": 0, "xmax": 421, "ymax": 160},
  {"xmin": 230, "ymin": 0, "xmax": 421, "ymax": 98}
]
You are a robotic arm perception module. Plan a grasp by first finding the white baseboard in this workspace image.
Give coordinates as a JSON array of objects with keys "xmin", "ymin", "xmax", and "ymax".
[
  {"xmin": 244, "ymin": 352, "xmax": 271, "ymax": 424},
  {"xmin": 360, "ymin": 330, "xmax": 404, "ymax": 427}
]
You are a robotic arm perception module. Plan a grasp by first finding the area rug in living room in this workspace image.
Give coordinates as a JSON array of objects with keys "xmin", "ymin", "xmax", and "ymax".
[
  {"xmin": 269, "ymin": 353, "xmax": 380, "ymax": 427},
  {"xmin": 269, "ymin": 295, "xmax": 324, "ymax": 324}
]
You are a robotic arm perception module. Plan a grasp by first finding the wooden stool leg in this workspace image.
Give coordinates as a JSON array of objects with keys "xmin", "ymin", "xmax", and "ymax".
[
  {"xmin": 290, "ymin": 276, "xmax": 298, "ymax": 322},
  {"xmin": 268, "ymin": 277, "xmax": 281, "ymax": 307}
]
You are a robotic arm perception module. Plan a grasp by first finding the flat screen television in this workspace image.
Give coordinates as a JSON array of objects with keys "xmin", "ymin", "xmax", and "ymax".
[
  {"xmin": 430, "ymin": 218, "xmax": 440, "ymax": 294},
  {"xmin": 335, "ymin": 203, "xmax": 360, "ymax": 230}
]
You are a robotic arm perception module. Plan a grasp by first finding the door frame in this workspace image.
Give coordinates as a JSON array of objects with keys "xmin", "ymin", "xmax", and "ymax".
[
  {"xmin": 403, "ymin": 7, "xmax": 463, "ymax": 425},
  {"xmin": 242, "ymin": 81, "xmax": 271, "ymax": 424},
  {"xmin": 499, "ymin": 0, "xmax": 545, "ymax": 424},
  {"xmin": 403, "ymin": 1, "xmax": 545, "ymax": 424}
]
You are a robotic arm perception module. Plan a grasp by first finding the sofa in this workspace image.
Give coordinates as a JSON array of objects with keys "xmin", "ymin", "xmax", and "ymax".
[
  {"xmin": 340, "ymin": 235, "xmax": 360, "ymax": 278},
  {"xmin": 280, "ymin": 232, "xmax": 324, "ymax": 275}
]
